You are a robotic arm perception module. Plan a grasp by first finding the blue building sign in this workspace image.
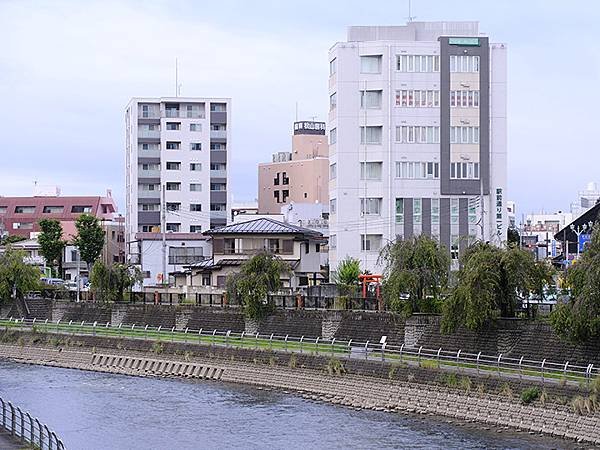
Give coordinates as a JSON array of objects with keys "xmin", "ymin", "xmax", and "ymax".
[{"xmin": 579, "ymin": 233, "xmax": 592, "ymax": 253}]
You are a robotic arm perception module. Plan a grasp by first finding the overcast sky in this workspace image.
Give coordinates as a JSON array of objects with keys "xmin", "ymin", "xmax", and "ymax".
[{"xmin": 1, "ymin": 0, "xmax": 599, "ymax": 218}]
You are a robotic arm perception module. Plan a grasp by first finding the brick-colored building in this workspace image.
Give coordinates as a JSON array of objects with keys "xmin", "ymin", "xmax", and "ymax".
[{"xmin": 258, "ymin": 121, "xmax": 329, "ymax": 214}]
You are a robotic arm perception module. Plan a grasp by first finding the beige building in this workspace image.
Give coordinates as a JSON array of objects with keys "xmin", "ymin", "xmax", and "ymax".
[{"xmin": 258, "ymin": 121, "xmax": 329, "ymax": 214}]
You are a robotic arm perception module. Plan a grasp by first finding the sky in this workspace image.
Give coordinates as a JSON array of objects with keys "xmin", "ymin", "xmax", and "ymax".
[{"xmin": 1, "ymin": 0, "xmax": 599, "ymax": 219}]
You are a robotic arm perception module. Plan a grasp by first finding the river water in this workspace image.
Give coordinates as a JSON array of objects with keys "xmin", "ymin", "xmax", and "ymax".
[{"xmin": 0, "ymin": 361, "xmax": 573, "ymax": 449}]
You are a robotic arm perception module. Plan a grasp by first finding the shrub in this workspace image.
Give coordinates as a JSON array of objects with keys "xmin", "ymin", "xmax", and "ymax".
[
  {"xmin": 288, "ymin": 355, "xmax": 297, "ymax": 369},
  {"xmin": 420, "ymin": 359, "xmax": 437, "ymax": 369},
  {"xmin": 520, "ymin": 387, "xmax": 541, "ymax": 404},
  {"xmin": 151, "ymin": 341, "xmax": 164, "ymax": 354},
  {"xmin": 444, "ymin": 373, "xmax": 458, "ymax": 388},
  {"xmin": 499, "ymin": 383, "xmax": 513, "ymax": 398},
  {"xmin": 325, "ymin": 358, "xmax": 346, "ymax": 376},
  {"xmin": 459, "ymin": 376, "xmax": 472, "ymax": 393}
]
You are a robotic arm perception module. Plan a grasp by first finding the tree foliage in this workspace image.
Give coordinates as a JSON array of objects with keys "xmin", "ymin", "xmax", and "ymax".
[
  {"xmin": 507, "ymin": 227, "xmax": 520, "ymax": 247},
  {"xmin": 90, "ymin": 261, "xmax": 143, "ymax": 302},
  {"xmin": 0, "ymin": 247, "xmax": 41, "ymax": 302},
  {"xmin": 0, "ymin": 235, "xmax": 27, "ymax": 245},
  {"xmin": 550, "ymin": 224, "xmax": 600, "ymax": 342},
  {"xmin": 73, "ymin": 214, "xmax": 105, "ymax": 269},
  {"xmin": 227, "ymin": 253, "xmax": 289, "ymax": 319},
  {"xmin": 441, "ymin": 242, "xmax": 555, "ymax": 333},
  {"xmin": 38, "ymin": 219, "xmax": 65, "ymax": 277},
  {"xmin": 332, "ymin": 257, "xmax": 361, "ymax": 295},
  {"xmin": 379, "ymin": 235, "xmax": 450, "ymax": 316}
]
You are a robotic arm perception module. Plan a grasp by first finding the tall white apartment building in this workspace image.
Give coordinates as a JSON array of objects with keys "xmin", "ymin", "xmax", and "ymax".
[
  {"xmin": 125, "ymin": 97, "xmax": 230, "ymax": 283},
  {"xmin": 328, "ymin": 22, "xmax": 507, "ymax": 273}
]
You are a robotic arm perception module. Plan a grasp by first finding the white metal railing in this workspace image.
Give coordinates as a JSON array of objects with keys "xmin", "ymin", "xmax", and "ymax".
[
  {"xmin": 0, "ymin": 397, "xmax": 65, "ymax": 450},
  {"xmin": 2, "ymin": 318, "xmax": 598, "ymax": 387}
]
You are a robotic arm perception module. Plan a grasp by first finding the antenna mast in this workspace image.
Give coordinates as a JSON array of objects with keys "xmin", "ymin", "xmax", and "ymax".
[{"xmin": 407, "ymin": 0, "xmax": 416, "ymax": 22}]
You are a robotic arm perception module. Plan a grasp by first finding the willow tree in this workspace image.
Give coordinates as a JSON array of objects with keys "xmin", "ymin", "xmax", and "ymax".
[
  {"xmin": 227, "ymin": 253, "xmax": 289, "ymax": 319},
  {"xmin": 442, "ymin": 242, "xmax": 554, "ymax": 333},
  {"xmin": 379, "ymin": 235, "xmax": 450, "ymax": 316},
  {"xmin": 550, "ymin": 224, "xmax": 600, "ymax": 342},
  {"xmin": 0, "ymin": 247, "xmax": 40, "ymax": 302}
]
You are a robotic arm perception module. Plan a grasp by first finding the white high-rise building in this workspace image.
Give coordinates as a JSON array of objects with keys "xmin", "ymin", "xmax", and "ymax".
[
  {"xmin": 125, "ymin": 97, "xmax": 231, "ymax": 284},
  {"xmin": 328, "ymin": 22, "xmax": 507, "ymax": 273}
]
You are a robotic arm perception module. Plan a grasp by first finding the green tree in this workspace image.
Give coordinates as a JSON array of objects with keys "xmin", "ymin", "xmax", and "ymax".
[
  {"xmin": 507, "ymin": 227, "xmax": 520, "ymax": 247},
  {"xmin": 38, "ymin": 219, "xmax": 66, "ymax": 277},
  {"xmin": 550, "ymin": 224, "xmax": 600, "ymax": 342},
  {"xmin": 0, "ymin": 235, "xmax": 27, "ymax": 246},
  {"xmin": 332, "ymin": 257, "xmax": 361, "ymax": 295},
  {"xmin": 441, "ymin": 242, "xmax": 555, "ymax": 333},
  {"xmin": 227, "ymin": 253, "xmax": 289, "ymax": 319},
  {"xmin": 73, "ymin": 214, "xmax": 105, "ymax": 270},
  {"xmin": 0, "ymin": 247, "xmax": 40, "ymax": 302},
  {"xmin": 379, "ymin": 235, "xmax": 450, "ymax": 316},
  {"xmin": 90, "ymin": 261, "xmax": 143, "ymax": 302}
]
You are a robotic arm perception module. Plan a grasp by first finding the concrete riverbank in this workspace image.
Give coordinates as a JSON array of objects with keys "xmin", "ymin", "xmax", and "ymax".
[{"xmin": 1, "ymin": 330, "xmax": 599, "ymax": 445}]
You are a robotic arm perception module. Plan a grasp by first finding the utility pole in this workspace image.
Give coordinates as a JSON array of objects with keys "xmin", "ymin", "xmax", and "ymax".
[
  {"xmin": 161, "ymin": 184, "xmax": 167, "ymax": 286},
  {"xmin": 76, "ymin": 248, "xmax": 80, "ymax": 302}
]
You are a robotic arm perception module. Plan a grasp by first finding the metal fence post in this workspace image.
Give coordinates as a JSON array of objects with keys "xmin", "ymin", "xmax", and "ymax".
[
  {"xmin": 93, "ymin": 321, "xmax": 97, "ymax": 336},
  {"xmin": 519, "ymin": 356, "xmax": 524, "ymax": 380},
  {"xmin": 285, "ymin": 335, "xmax": 289, "ymax": 353},
  {"xmin": 364, "ymin": 341, "xmax": 370, "ymax": 360},
  {"xmin": 270, "ymin": 333, "xmax": 274, "ymax": 351},
  {"xmin": 418, "ymin": 346, "xmax": 423, "ymax": 366},
  {"xmin": 381, "ymin": 342, "xmax": 386, "ymax": 362},
  {"xmin": 184, "ymin": 328, "xmax": 188, "ymax": 344},
  {"xmin": 45, "ymin": 424, "xmax": 52, "ymax": 450},
  {"xmin": 497, "ymin": 354, "xmax": 502, "ymax": 377},
  {"xmin": 347, "ymin": 340, "xmax": 352, "ymax": 359},
  {"xmin": 436, "ymin": 348, "xmax": 442, "ymax": 368},
  {"xmin": 563, "ymin": 361, "xmax": 569, "ymax": 380},
  {"xmin": 26, "ymin": 413, "xmax": 33, "ymax": 444},
  {"xmin": 541, "ymin": 358, "xmax": 547, "ymax": 384},
  {"xmin": 315, "ymin": 337, "xmax": 320, "ymax": 355},
  {"xmin": 476, "ymin": 351, "xmax": 481, "ymax": 375},
  {"xmin": 255, "ymin": 332, "xmax": 259, "ymax": 350},
  {"xmin": 399, "ymin": 343, "xmax": 404, "ymax": 363},
  {"xmin": 456, "ymin": 349, "xmax": 461, "ymax": 371},
  {"xmin": 19, "ymin": 409, "xmax": 24, "ymax": 443},
  {"xmin": 226, "ymin": 330, "xmax": 231, "ymax": 347},
  {"xmin": 212, "ymin": 329, "xmax": 217, "ymax": 346},
  {"xmin": 300, "ymin": 336, "xmax": 304, "ymax": 353},
  {"xmin": 9, "ymin": 403, "xmax": 15, "ymax": 436}
]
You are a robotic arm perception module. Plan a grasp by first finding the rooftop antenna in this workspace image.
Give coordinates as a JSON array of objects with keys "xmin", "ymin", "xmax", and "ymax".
[
  {"xmin": 309, "ymin": 115, "xmax": 317, "ymax": 122},
  {"xmin": 175, "ymin": 58, "xmax": 182, "ymax": 97},
  {"xmin": 295, "ymin": 102, "xmax": 299, "ymax": 121},
  {"xmin": 406, "ymin": 0, "xmax": 416, "ymax": 22}
]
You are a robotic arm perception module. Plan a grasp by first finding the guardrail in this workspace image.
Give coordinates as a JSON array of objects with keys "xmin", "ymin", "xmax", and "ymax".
[
  {"xmin": 0, "ymin": 397, "xmax": 65, "ymax": 450},
  {"xmin": 2, "ymin": 317, "xmax": 598, "ymax": 387}
]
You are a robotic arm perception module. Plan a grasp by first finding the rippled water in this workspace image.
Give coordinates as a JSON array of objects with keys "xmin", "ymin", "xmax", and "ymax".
[{"xmin": 0, "ymin": 361, "xmax": 572, "ymax": 449}]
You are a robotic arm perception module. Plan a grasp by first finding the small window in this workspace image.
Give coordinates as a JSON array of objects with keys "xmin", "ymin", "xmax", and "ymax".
[
  {"xmin": 329, "ymin": 198, "xmax": 337, "ymax": 214},
  {"xmin": 190, "ymin": 123, "xmax": 202, "ymax": 132},
  {"xmin": 0, "ymin": 206, "xmax": 7, "ymax": 214},
  {"xmin": 71, "ymin": 205, "xmax": 92, "ymax": 213},
  {"xmin": 329, "ymin": 128, "xmax": 337, "ymax": 145},
  {"xmin": 210, "ymin": 183, "xmax": 226, "ymax": 191},
  {"xmin": 210, "ymin": 143, "xmax": 226, "ymax": 150},
  {"xmin": 166, "ymin": 141, "xmax": 181, "ymax": 150},
  {"xmin": 15, "ymin": 206, "xmax": 35, "ymax": 214},
  {"xmin": 190, "ymin": 203, "xmax": 202, "ymax": 212},
  {"xmin": 329, "ymin": 163, "xmax": 337, "ymax": 180},
  {"xmin": 13, "ymin": 222, "xmax": 33, "ymax": 230},
  {"xmin": 166, "ymin": 223, "xmax": 181, "ymax": 232},
  {"xmin": 190, "ymin": 183, "xmax": 202, "ymax": 192},
  {"xmin": 190, "ymin": 163, "xmax": 202, "ymax": 171},
  {"xmin": 210, "ymin": 103, "xmax": 227, "ymax": 112},
  {"xmin": 42, "ymin": 206, "xmax": 64, "ymax": 214},
  {"xmin": 166, "ymin": 161, "xmax": 181, "ymax": 170},
  {"xmin": 360, "ymin": 126, "xmax": 382, "ymax": 145},
  {"xmin": 166, "ymin": 122, "xmax": 180, "ymax": 130},
  {"xmin": 190, "ymin": 143, "xmax": 202, "ymax": 151},
  {"xmin": 329, "ymin": 92, "xmax": 337, "ymax": 111},
  {"xmin": 166, "ymin": 202, "xmax": 181, "ymax": 211},
  {"xmin": 329, "ymin": 58, "xmax": 336, "ymax": 76},
  {"xmin": 190, "ymin": 225, "xmax": 202, "ymax": 233},
  {"xmin": 274, "ymin": 190, "xmax": 280, "ymax": 203},
  {"xmin": 166, "ymin": 182, "xmax": 181, "ymax": 191},
  {"xmin": 360, "ymin": 55, "xmax": 382, "ymax": 74}
]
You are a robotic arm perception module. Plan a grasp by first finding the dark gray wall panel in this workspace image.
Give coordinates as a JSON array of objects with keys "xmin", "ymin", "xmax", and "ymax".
[
  {"xmin": 422, "ymin": 198, "xmax": 432, "ymax": 236},
  {"xmin": 440, "ymin": 198, "xmax": 451, "ymax": 252},
  {"xmin": 403, "ymin": 198, "xmax": 413, "ymax": 239},
  {"xmin": 210, "ymin": 111, "xmax": 227, "ymax": 124}
]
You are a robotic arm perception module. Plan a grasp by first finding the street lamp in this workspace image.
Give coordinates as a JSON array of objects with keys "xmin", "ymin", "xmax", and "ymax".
[{"xmin": 570, "ymin": 221, "xmax": 593, "ymax": 260}]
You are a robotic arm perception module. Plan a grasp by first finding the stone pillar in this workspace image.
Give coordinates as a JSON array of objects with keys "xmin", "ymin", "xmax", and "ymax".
[{"xmin": 322, "ymin": 310, "xmax": 342, "ymax": 341}]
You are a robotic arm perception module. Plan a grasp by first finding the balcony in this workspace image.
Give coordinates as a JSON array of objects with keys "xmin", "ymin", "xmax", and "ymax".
[
  {"xmin": 138, "ymin": 130, "xmax": 160, "ymax": 139},
  {"xmin": 210, "ymin": 210, "xmax": 227, "ymax": 219},
  {"xmin": 210, "ymin": 169, "xmax": 227, "ymax": 178},
  {"xmin": 217, "ymin": 247, "xmax": 294, "ymax": 256},
  {"xmin": 210, "ymin": 130, "xmax": 227, "ymax": 140},
  {"xmin": 138, "ymin": 169, "xmax": 160, "ymax": 178},
  {"xmin": 138, "ymin": 149, "xmax": 160, "ymax": 158},
  {"xmin": 165, "ymin": 109, "xmax": 180, "ymax": 118},
  {"xmin": 138, "ymin": 190, "xmax": 160, "ymax": 199}
]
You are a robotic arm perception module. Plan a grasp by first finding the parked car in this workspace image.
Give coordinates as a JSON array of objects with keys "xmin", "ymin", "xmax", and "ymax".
[{"xmin": 40, "ymin": 278, "xmax": 65, "ymax": 287}]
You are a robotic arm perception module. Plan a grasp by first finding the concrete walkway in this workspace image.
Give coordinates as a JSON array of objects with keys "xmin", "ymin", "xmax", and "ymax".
[{"xmin": 0, "ymin": 429, "xmax": 23, "ymax": 449}]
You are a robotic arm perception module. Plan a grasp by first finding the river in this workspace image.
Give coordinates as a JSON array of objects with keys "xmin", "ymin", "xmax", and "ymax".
[{"xmin": 0, "ymin": 361, "xmax": 573, "ymax": 449}]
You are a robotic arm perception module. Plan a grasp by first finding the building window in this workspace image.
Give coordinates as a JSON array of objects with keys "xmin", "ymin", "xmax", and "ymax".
[
  {"xmin": 14, "ymin": 206, "xmax": 35, "ymax": 214},
  {"xmin": 282, "ymin": 172, "xmax": 289, "ymax": 185},
  {"xmin": 396, "ymin": 54, "xmax": 440, "ymax": 72},
  {"xmin": 395, "ymin": 162, "xmax": 440, "ymax": 179},
  {"xmin": 274, "ymin": 190, "xmax": 280, "ymax": 203},
  {"xmin": 450, "ymin": 126, "xmax": 480, "ymax": 144},
  {"xmin": 12, "ymin": 222, "xmax": 33, "ymax": 230},
  {"xmin": 329, "ymin": 58, "xmax": 336, "ymax": 75},
  {"xmin": 166, "ymin": 161, "xmax": 181, "ymax": 170},
  {"xmin": 361, "ymin": 234, "xmax": 382, "ymax": 252},
  {"xmin": 42, "ymin": 206, "xmax": 64, "ymax": 214},
  {"xmin": 360, "ymin": 198, "xmax": 382, "ymax": 216},
  {"xmin": 413, "ymin": 198, "xmax": 422, "ymax": 224},
  {"xmin": 190, "ymin": 163, "xmax": 202, "ymax": 171},
  {"xmin": 396, "ymin": 126, "xmax": 440, "ymax": 144},
  {"xmin": 330, "ymin": 234, "xmax": 337, "ymax": 249},
  {"xmin": 450, "ymin": 55, "xmax": 480, "ymax": 73},
  {"xmin": 395, "ymin": 90, "xmax": 440, "ymax": 107},
  {"xmin": 71, "ymin": 205, "xmax": 92, "ymax": 213},
  {"xmin": 451, "ymin": 236, "xmax": 459, "ymax": 260},
  {"xmin": 190, "ymin": 203, "xmax": 202, "ymax": 212},
  {"xmin": 273, "ymin": 173, "xmax": 280, "ymax": 186},
  {"xmin": 450, "ymin": 162, "xmax": 480, "ymax": 180},
  {"xmin": 190, "ymin": 183, "xmax": 202, "ymax": 192},
  {"xmin": 360, "ymin": 162, "xmax": 383, "ymax": 180},
  {"xmin": 190, "ymin": 123, "xmax": 202, "ymax": 131},
  {"xmin": 210, "ymin": 203, "xmax": 227, "ymax": 211},
  {"xmin": 329, "ymin": 163, "xmax": 337, "ymax": 180},
  {"xmin": 329, "ymin": 128, "xmax": 337, "ymax": 145},
  {"xmin": 210, "ymin": 143, "xmax": 226, "ymax": 150},
  {"xmin": 210, "ymin": 163, "xmax": 226, "ymax": 171},
  {"xmin": 395, "ymin": 198, "xmax": 404, "ymax": 224},
  {"xmin": 329, "ymin": 92, "xmax": 337, "ymax": 111},
  {"xmin": 0, "ymin": 206, "xmax": 6, "ymax": 214},
  {"xmin": 360, "ymin": 55, "xmax": 382, "ymax": 73},
  {"xmin": 139, "ymin": 183, "xmax": 159, "ymax": 191},
  {"xmin": 138, "ymin": 203, "xmax": 160, "ymax": 212},
  {"xmin": 166, "ymin": 182, "xmax": 181, "ymax": 191},
  {"xmin": 210, "ymin": 183, "xmax": 226, "ymax": 191},
  {"xmin": 450, "ymin": 90, "xmax": 480, "ymax": 108},
  {"xmin": 468, "ymin": 199, "xmax": 478, "ymax": 224},
  {"xmin": 139, "ymin": 225, "xmax": 158, "ymax": 233},
  {"xmin": 169, "ymin": 246, "xmax": 204, "ymax": 264},
  {"xmin": 166, "ymin": 223, "xmax": 181, "ymax": 232},
  {"xmin": 360, "ymin": 90, "xmax": 382, "ymax": 109},
  {"xmin": 210, "ymin": 124, "xmax": 226, "ymax": 131},
  {"xmin": 190, "ymin": 143, "xmax": 202, "ymax": 151},
  {"xmin": 451, "ymin": 199, "xmax": 459, "ymax": 224},
  {"xmin": 360, "ymin": 126, "xmax": 383, "ymax": 145},
  {"xmin": 282, "ymin": 190, "xmax": 289, "ymax": 203},
  {"xmin": 210, "ymin": 103, "xmax": 227, "ymax": 112},
  {"xmin": 329, "ymin": 198, "xmax": 337, "ymax": 214},
  {"xmin": 166, "ymin": 141, "xmax": 180, "ymax": 150},
  {"xmin": 190, "ymin": 225, "xmax": 203, "ymax": 233},
  {"xmin": 166, "ymin": 122, "xmax": 180, "ymax": 130},
  {"xmin": 139, "ymin": 143, "xmax": 159, "ymax": 151},
  {"xmin": 431, "ymin": 198, "xmax": 440, "ymax": 225},
  {"xmin": 166, "ymin": 202, "xmax": 180, "ymax": 211},
  {"xmin": 140, "ymin": 163, "xmax": 160, "ymax": 171}
]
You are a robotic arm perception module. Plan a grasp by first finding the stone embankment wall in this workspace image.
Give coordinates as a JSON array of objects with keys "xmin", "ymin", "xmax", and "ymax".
[
  {"xmin": 0, "ymin": 330, "xmax": 599, "ymax": 445},
  {"xmin": 12, "ymin": 299, "xmax": 600, "ymax": 366}
]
